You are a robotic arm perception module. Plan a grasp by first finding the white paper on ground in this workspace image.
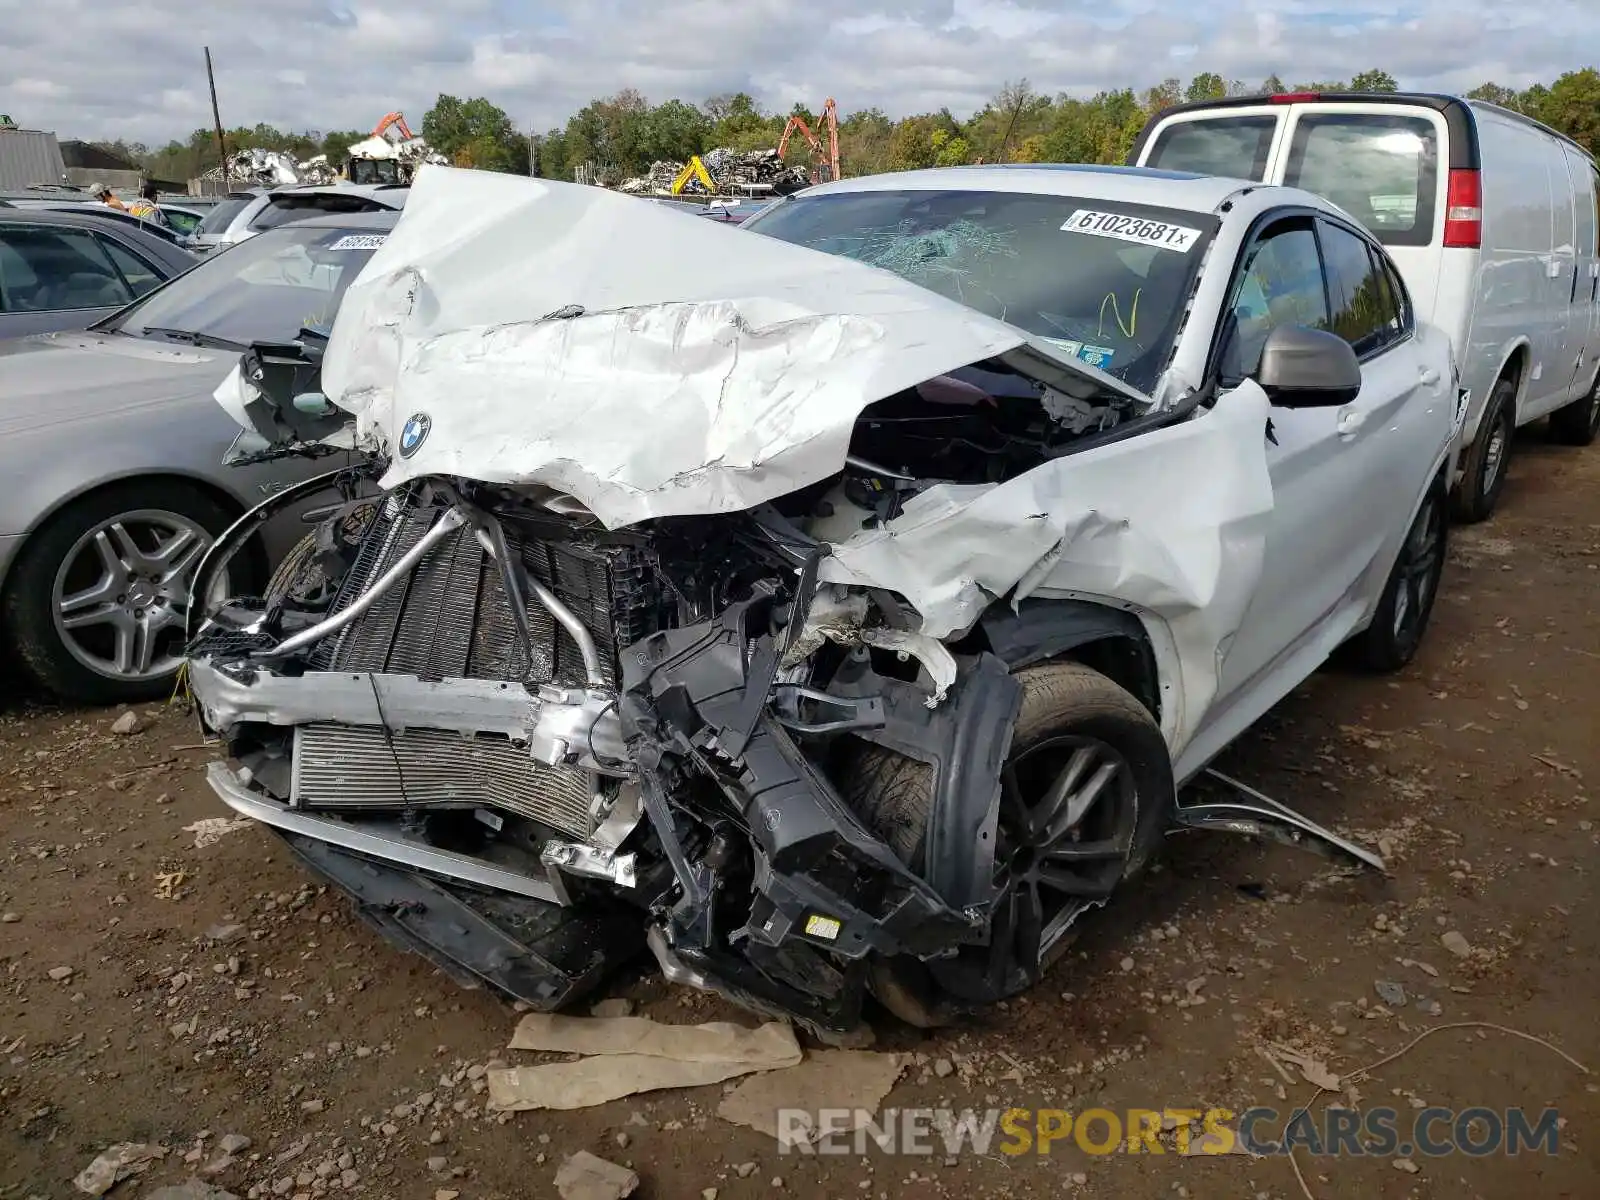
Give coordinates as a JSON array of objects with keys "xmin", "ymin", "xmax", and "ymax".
[
  {"xmin": 487, "ymin": 1013, "xmax": 803, "ymax": 1111},
  {"xmin": 506, "ymin": 1012, "xmax": 801, "ymax": 1063},
  {"xmin": 717, "ymin": 1050, "xmax": 907, "ymax": 1147}
]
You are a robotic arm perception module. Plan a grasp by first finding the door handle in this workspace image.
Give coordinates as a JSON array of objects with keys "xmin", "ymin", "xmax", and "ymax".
[
  {"xmin": 1419, "ymin": 368, "xmax": 1440, "ymax": 385},
  {"xmin": 1336, "ymin": 408, "xmax": 1366, "ymax": 439}
]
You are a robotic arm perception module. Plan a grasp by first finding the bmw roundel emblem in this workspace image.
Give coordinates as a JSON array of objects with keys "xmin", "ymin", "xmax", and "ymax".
[{"xmin": 398, "ymin": 412, "xmax": 431, "ymax": 458}]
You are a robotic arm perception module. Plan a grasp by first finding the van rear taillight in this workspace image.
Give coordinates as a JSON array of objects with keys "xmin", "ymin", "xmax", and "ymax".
[
  {"xmin": 1269, "ymin": 93, "xmax": 1321, "ymax": 104},
  {"xmin": 1443, "ymin": 169, "xmax": 1483, "ymax": 248}
]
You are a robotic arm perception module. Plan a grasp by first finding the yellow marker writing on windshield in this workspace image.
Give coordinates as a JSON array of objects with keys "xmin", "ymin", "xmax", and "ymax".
[{"xmin": 1098, "ymin": 288, "xmax": 1140, "ymax": 340}]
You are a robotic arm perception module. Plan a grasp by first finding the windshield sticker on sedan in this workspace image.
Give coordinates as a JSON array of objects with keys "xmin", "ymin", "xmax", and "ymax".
[
  {"xmin": 1044, "ymin": 338, "xmax": 1117, "ymax": 370},
  {"xmin": 329, "ymin": 234, "xmax": 387, "ymax": 251},
  {"xmin": 1061, "ymin": 210, "xmax": 1200, "ymax": 253}
]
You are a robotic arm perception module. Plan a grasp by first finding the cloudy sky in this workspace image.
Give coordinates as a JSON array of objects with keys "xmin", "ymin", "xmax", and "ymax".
[{"xmin": 3, "ymin": 0, "xmax": 1596, "ymax": 145}]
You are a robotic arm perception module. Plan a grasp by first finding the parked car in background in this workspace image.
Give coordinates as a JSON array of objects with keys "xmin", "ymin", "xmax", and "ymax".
[
  {"xmin": 1131, "ymin": 91, "xmax": 1600, "ymax": 521},
  {"xmin": 0, "ymin": 207, "xmax": 197, "ymax": 338},
  {"xmin": 20, "ymin": 199, "xmax": 187, "ymax": 245},
  {"xmin": 186, "ymin": 184, "xmax": 409, "ymax": 254},
  {"xmin": 158, "ymin": 204, "xmax": 207, "ymax": 237},
  {"xmin": 184, "ymin": 167, "xmax": 1459, "ymax": 1037},
  {"xmin": 0, "ymin": 210, "xmax": 397, "ymax": 703}
]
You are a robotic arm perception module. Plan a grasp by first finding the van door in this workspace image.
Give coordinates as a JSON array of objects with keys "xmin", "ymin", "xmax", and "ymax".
[
  {"xmin": 1560, "ymin": 147, "xmax": 1600, "ymax": 400},
  {"xmin": 1276, "ymin": 107, "xmax": 1447, "ymax": 321},
  {"xmin": 1536, "ymin": 147, "xmax": 1583, "ymax": 412}
]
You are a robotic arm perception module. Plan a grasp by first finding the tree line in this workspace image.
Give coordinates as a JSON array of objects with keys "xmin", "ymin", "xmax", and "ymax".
[{"xmin": 92, "ymin": 66, "xmax": 1600, "ymax": 187}]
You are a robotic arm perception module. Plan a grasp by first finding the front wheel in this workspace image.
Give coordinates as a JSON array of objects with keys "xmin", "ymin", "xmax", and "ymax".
[
  {"xmin": 846, "ymin": 661, "xmax": 1173, "ymax": 1025},
  {"xmin": 2, "ymin": 481, "xmax": 237, "ymax": 705},
  {"xmin": 1452, "ymin": 377, "xmax": 1515, "ymax": 523}
]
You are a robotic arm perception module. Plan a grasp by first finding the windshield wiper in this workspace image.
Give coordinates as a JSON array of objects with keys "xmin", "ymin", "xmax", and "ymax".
[{"xmin": 136, "ymin": 326, "xmax": 247, "ymax": 351}]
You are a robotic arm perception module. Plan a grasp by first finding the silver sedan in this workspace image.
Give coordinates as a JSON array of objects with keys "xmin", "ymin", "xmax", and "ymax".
[{"xmin": 0, "ymin": 211, "xmax": 394, "ymax": 703}]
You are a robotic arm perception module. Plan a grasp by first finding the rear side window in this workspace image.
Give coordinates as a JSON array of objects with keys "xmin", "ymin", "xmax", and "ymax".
[
  {"xmin": 0, "ymin": 226, "xmax": 135, "ymax": 312},
  {"xmin": 1319, "ymin": 221, "xmax": 1405, "ymax": 356},
  {"xmin": 250, "ymin": 194, "xmax": 387, "ymax": 231},
  {"xmin": 1283, "ymin": 114, "xmax": 1440, "ymax": 247},
  {"xmin": 196, "ymin": 197, "xmax": 250, "ymax": 234},
  {"xmin": 100, "ymin": 238, "xmax": 165, "ymax": 298},
  {"xmin": 1144, "ymin": 116, "xmax": 1277, "ymax": 181}
]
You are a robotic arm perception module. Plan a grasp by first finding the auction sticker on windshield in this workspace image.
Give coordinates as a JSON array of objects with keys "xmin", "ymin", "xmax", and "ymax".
[
  {"xmin": 329, "ymin": 234, "xmax": 387, "ymax": 251},
  {"xmin": 1062, "ymin": 210, "xmax": 1200, "ymax": 252}
]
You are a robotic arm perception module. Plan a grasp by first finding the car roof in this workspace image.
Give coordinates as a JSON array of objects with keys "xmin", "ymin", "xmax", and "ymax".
[
  {"xmin": 796, "ymin": 164, "xmax": 1258, "ymax": 213},
  {"xmin": 1, "ymin": 205, "xmax": 173, "ymax": 234}
]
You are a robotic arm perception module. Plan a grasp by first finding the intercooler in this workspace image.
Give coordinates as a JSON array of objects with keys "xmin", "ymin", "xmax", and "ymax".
[
  {"xmin": 289, "ymin": 724, "xmax": 597, "ymax": 837},
  {"xmin": 289, "ymin": 491, "xmax": 672, "ymax": 836}
]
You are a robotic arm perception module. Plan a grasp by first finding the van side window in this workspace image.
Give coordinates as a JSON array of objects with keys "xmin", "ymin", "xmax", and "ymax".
[
  {"xmin": 1283, "ymin": 114, "xmax": 1440, "ymax": 247},
  {"xmin": 1217, "ymin": 218, "xmax": 1330, "ymax": 385},
  {"xmin": 1144, "ymin": 116, "xmax": 1277, "ymax": 181},
  {"xmin": 1320, "ymin": 222, "xmax": 1403, "ymax": 357}
]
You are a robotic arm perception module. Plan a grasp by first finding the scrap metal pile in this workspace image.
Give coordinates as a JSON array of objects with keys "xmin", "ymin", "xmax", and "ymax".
[
  {"xmin": 618, "ymin": 147, "xmax": 810, "ymax": 196},
  {"xmin": 200, "ymin": 137, "xmax": 445, "ymax": 189},
  {"xmin": 341, "ymin": 132, "xmax": 448, "ymax": 176},
  {"xmin": 201, "ymin": 148, "xmax": 304, "ymax": 187},
  {"xmin": 295, "ymin": 155, "xmax": 340, "ymax": 185}
]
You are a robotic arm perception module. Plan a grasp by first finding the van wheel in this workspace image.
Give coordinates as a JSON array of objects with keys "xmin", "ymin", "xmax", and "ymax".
[
  {"xmin": 1452, "ymin": 376, "xmax": 1515, "ymax": 523},
  {"xmin": 1547, "ymin": 375, "xmax": 1600, "ymax": 446},
  {"xmin": 844, "ymin": 662, "xmax": 1174, "ymax": 1025}
]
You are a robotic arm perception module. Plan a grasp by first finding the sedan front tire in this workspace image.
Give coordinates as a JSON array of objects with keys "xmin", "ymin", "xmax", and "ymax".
[{"xmin": 3, "ymin": 480, "xmax": 235, "ymax": 704}]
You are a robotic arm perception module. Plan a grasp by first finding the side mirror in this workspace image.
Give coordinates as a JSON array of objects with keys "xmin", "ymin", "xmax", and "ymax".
[{"xmin": 1255, "ymin": 324, "xmax": 1362, "ymax": 407}]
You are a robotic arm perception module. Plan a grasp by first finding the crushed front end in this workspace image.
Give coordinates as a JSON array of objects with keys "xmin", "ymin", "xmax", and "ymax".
[
  {"xmin": 186, "ymin": 168, "xmax": 1287, "ymax": 1037},
  {"xmin": 188, "ymin": 469, "xmax": 1027, "ymax": 1038}
]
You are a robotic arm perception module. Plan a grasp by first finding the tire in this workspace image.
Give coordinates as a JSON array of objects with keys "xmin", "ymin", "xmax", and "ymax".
[
  {"xmin": 262, "ymin": 500, "xmax": 379, "ymax": 610},
  {"xmin": 1351, "ymin": 478, "xmax": 1449, "ymax": 673},
  {"xmin": 845, "ymin": 661, "xmax": 1174, "ymax": 1024},
  {"xmin": 1547, "ymin": 373, "xmax": 1600, "ymax": 447},
  {"xmin": 2, "ymin": 481, "xmax": 236, "ymax": 705},
  {"xmin": 1452, "ymin": 376, "xmax": 1516, "ymax": 523}
]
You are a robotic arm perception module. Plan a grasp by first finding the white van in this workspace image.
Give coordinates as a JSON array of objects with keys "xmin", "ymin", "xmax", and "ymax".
[{"xmin": 1131, "ymin": 92, "xmax": 1600, "ymax": 521}]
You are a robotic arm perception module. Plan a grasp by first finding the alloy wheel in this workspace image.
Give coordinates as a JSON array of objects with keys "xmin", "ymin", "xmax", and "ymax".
[
  {"xmin": 1391, "ymin": 496, "xmax": 1444, "ymax": 644},
  {"xmin": 979, "ymin": 734, "xmax": 1140, "ymax": 995},
  {"xmin": 50, "ymin": 509, "xmax": 221, "ymax": 682}
]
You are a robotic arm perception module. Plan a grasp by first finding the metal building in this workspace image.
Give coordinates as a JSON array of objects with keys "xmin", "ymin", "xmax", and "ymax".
[{"xmin": 0, "ymin": 126, "xmax": 69, "ymax": 190}]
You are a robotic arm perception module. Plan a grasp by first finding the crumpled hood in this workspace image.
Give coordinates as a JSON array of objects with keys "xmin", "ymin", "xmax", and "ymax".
[
  {"xmin": 0, "ymin": 332, "xmax": 230, "ymax": 437},
  {"xmin": 317, "ymin": 166, "xmax": 1146, "ymax": 528}
]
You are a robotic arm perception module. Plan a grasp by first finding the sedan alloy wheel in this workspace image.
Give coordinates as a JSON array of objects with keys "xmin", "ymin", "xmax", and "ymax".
[{"xmin": 50, "ymin": 508, "xmax": 217, "ymax": 682}]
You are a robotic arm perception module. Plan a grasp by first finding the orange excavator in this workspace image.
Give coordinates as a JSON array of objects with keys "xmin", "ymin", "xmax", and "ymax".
[
  {"xmin": 370, "ymin": 112, "xmax": 417, "ymax": 142},
  {"xmin": 777, "ymin": 98, "xmax": 841, "ymax": 184},
  {"xmin": 343, "ymin": 112, "xmax": 430, "ymax": 184}
]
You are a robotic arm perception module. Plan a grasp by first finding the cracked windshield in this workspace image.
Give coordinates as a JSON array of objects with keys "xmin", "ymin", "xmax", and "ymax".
[{"xmin": 746, "ymin": 189, "xmax": 1217, "ymax": 394}]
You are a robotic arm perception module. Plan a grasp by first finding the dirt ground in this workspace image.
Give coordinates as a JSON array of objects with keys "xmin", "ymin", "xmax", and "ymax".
[{"xmin": 3, "ymin": 430, "xmax": 1596, "ymax": 1200}]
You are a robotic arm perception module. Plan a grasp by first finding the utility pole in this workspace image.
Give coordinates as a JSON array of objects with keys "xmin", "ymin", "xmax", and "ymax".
[{"xmin": 205, "ymin": 47, "xmax": 229, "ymax": 190}]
